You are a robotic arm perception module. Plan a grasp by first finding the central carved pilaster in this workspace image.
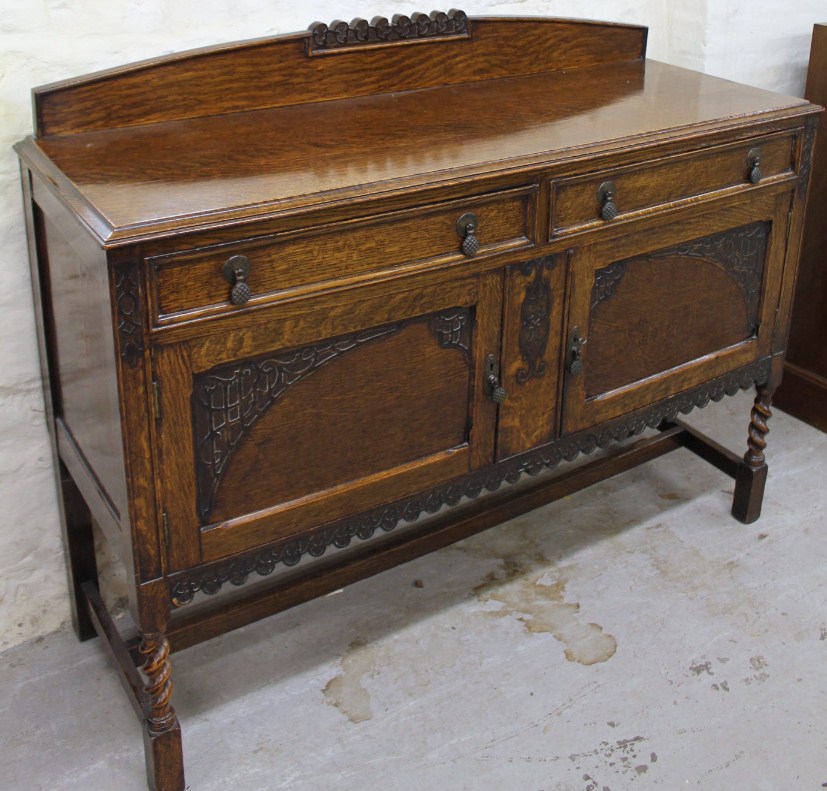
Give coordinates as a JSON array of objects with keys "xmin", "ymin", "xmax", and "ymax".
[{"xmin": 516, "ymin": 255, "xmax": 555, "ymax": 383}]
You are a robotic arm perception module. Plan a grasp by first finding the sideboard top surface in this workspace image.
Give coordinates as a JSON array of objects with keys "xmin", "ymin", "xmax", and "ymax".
[{"xmin": 15, "ymin": 17, "xmax": 816, "ymax": 246}]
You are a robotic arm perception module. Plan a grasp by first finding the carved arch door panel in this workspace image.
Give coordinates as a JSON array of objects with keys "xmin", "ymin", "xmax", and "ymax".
[
  {"xmin": 153, "ymin": 272, "xmax": 502, "ymax": 571},
  {"xmin": 561, "ymin": 193, "xmax": 792, "ymax": 435}
]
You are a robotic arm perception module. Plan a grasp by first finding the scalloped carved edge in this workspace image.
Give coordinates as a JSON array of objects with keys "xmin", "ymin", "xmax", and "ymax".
[
  {"xmin": 308, "ymin": 10, "xmax": 469, "ymax": 54},
  {"xmin": 170, "ymin": 356, "xmax": 771, "ymax": 605}
]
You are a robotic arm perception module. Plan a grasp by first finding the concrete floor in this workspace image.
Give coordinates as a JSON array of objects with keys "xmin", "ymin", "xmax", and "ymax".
[{"xmin": 2, "ymin": 390, "xmax": 826, "ymax": 791}]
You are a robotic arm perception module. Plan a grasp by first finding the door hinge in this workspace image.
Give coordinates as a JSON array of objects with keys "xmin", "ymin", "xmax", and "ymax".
[
  {"xmin": 161, "ymin": 511, "xmax": 170, "ymax": 550},
  {"xmin": 152, "ymin": 379, "xmax": 161, "ymax": 421}
]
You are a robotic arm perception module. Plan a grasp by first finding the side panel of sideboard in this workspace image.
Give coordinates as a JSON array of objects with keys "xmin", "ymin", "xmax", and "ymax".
[{"xmin": 29, "ymin": 176, "xmax": 129, "ymax": 558}]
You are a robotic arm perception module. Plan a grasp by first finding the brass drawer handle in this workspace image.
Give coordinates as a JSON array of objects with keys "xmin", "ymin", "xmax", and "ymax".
[
  {"xmin": 485, "ymin": 353, "xmax": 507, "ymax": 404},
  {"xmin": 598, "ymin": 181, "xmax": 618, "ymax": 221},
  {"xmin": 747, "ymin": 147, "xmax": 762, "ymax": 184},
  {"xmin": 457, "ymin": 212, "xmax": 480, "ymax": 257},
  {"xmin": 222, "ymin": 255, "xmax": 252, "ymax": 305}
]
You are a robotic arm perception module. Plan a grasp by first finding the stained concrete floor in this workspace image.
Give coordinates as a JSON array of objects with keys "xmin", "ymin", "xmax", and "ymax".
[{"xmin": 2, "ymin": 390, "xmax": 827, "ymax": 791}]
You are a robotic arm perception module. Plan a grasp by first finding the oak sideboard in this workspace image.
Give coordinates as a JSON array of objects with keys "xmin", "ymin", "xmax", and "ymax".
[{"xmin": 15, "ymin": 14, "xmax": 819, "ymax": 790}]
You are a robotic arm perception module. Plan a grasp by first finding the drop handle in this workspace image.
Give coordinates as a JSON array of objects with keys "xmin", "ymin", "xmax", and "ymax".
[
  {"xmin": 457, "ymin": 212, "xmax": 480, "ymax": 257},
  {"xmin": 747, "ymin": 147, "xmax": 762, "ymax": 184},
  {"xmin": 485, "ymin": 353, "xmax": 507, "ymax": 404},
  {"xmin": 598, "ymin": 180, "xmax": 618, "ymax": 221},
  {"xmin": 567, "ymin": 327, "xmax": 587, "ymax": 375},
  {"xmin": 222, "ymin": 255, "xmax": 252, "ymax": 305}
]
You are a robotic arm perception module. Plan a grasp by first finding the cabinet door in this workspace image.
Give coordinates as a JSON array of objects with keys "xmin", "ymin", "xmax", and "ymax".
[
  {"xmin": 154, "ymin": 272, "xmax": 501, "ymax": 570},
  {"xmin": 562, "ymin": 195, "xmax": 791, "ymax": 434}
]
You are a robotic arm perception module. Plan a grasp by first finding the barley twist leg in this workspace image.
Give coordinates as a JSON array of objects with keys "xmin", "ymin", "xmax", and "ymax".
[
  {"xmin": 139, "ymin": 631, "xmax": 184, "ymax": 791},
  {"xmin": 732, "ymin": 385, "xmax": 774, "ymax": 524},
  {"xmin": 140, "ymin": 633, "xmax": 177, "ymax": 734}
]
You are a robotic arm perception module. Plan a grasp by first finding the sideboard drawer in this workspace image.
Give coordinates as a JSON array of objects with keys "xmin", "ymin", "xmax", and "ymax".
[
  {"xmin": 550, "ymin": 134, "xmax": 795, "ymax": 237},
  {"xmin": 149, "ymin": 185, "xmax": 537, "ymax": 326}
]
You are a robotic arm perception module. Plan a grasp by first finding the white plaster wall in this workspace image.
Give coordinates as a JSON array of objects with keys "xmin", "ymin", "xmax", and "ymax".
[
  {"xmin": 703, "ymin": 0, "xmax": 823, "ymax": 96},
  {"xmin": 0, "ymin": 0, "xmax": 820, "ymax": 650}
]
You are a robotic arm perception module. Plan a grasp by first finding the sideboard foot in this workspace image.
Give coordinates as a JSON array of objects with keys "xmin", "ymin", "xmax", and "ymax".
[
  {"xmin": 140, "ymin": 632, "xmax": 185, "ymax": 791},
  {"xmin": 143, "ymin": 720, "xmax": 184, "ymax": 791},
  {"xmin": 731, "ymin": 385, "xmax": 773, "ymax": 524}
]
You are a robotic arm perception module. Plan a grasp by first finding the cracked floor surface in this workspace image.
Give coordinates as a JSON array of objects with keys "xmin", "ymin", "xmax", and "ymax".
[{"xmin": 2, "ymin": 391, "xmax": 826, "ymax": 790}]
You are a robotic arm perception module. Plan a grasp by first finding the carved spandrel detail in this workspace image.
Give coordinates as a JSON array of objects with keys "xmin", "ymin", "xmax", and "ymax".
[
  {"xmin": 308, "ymin": 10, "xmax": 469, "ymax": 53},
  {"xmin": 651, "ymin": 222, "xmax": 769, "ymax": 319},
  {"xmin": 591, "ymin": 261, "xmax": 627, "ymax": 310},
  {"xmin": 516, "ymin": 255, "xmax": 556, "ymax": 383},
  {"xmin": 171, "ymin": 356, "xmax": 772, "ymax": 606},
  {"xmin": 193, "ymin": 307, "xmax": 473, "ymax": 523},
  {"xmin": 429, "ymin": 309, "xmax": 471, "ymax": 362},
  {"xmin": 591, "ymin": 223, "xmax": 769, "ymax": 320},
  {"xmin": 114, "ymin": 261, "xmax": 144, "ymax": 367},
  {"xmin": 193, "ymin": 323, "xmax": 401, "ymax": 522}
]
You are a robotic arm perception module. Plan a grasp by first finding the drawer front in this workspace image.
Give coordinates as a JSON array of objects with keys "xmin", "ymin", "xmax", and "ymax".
[
  {"xmin": 149, "ymin": 186, "xmax": 536, "ymax": 326},
  {"xmin": 550, "ymin": 134, "xmax": 795, "ymax": 237}
]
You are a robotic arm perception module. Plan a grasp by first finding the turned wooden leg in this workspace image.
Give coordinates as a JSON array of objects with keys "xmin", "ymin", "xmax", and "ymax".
[
  {"xmin": 140, "ymin": 632, "xmax": 185, "ymax": 791},
  {"xmin": 57, "ymin": 462, "xmax": 99, "ymax": 641},
  {"xmin": 732, "ymin": 384, "xmax": 773, "ymax": 524}
]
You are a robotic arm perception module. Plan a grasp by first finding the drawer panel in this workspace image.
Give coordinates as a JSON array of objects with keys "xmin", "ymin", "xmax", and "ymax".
[
  {"xmin": 550, "ymin": 134, "xmax": 795, "ymax": 237},
  {"xmin": 149, "ymin": 185, "xmax": 536, "ymax": 325}
]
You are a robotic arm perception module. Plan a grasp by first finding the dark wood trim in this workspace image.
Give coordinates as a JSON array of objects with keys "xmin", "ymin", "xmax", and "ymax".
[{"xmin": 192, "ymin": 320, "xmax": 405, "ymax": 523}]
